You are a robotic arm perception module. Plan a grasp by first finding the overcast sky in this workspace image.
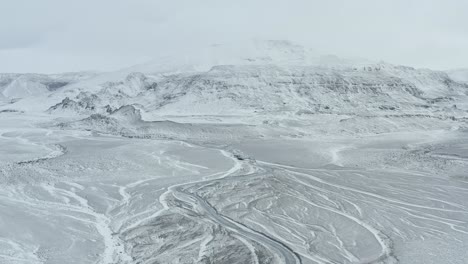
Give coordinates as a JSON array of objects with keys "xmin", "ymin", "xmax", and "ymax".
[{"xmin": 1, "ymin": 0, "xmax": 467, "ymax": 73}]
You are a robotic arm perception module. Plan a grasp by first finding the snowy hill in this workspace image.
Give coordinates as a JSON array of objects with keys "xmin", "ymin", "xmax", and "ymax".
[
  {"xmin": 39, "ymin": 63, "xmax": 467, "ymax": 118},
  {"xmin": 0, "ymin": 72, "xmax": 98, "ymax": 100},
  {"xmin": 1, "ymin": 41, "xmax": 467, "ymax": 133},
  {"xmin": 448, "ymin": 69, "xmax": 468, "ymax": 84}
]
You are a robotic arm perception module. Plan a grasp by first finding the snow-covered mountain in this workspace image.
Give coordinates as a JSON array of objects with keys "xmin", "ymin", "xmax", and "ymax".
[
  {"xmin": 448, "ymin": 68, "xmax": 468, "ymax": 84},
  {"xmin": 14, "ymin": 65, "xmax": 468, "ymax": 118},
  {"xmin": 1, "ymin": 40, "xmax": 467, "ymax": 132},
  {"xmin": 0, "ymin": 72, "xmax": 98, "ymax": 101}
]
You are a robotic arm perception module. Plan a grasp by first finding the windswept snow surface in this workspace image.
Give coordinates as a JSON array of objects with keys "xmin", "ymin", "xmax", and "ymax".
[{"xmin": 1, "ymin": 42, "xmax": 468, "ymax": 264}]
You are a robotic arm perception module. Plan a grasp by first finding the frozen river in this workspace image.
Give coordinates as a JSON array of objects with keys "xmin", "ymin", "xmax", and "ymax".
[{"xmin": 1, "ymin": 112, "xmax": 468, "ymax": 264}]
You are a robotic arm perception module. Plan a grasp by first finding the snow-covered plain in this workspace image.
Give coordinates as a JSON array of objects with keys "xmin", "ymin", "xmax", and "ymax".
[{"xmin": 1, "ymin": 42, "xmax": 468, "ymax": 264}]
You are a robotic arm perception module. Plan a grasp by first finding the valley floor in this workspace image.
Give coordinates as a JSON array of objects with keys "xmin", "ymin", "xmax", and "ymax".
[{"xmin": 1, "ymin": 112, "xmax": 468, "ymax": 264}]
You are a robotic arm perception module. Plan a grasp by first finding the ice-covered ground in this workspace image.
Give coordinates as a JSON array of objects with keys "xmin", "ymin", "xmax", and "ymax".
[
  {"xmin": 1, "ymin": 111, "xmax": 467, "ymax": 264},
  {"xmin": 1, "ymin": 42, "xmax": 468, "ymax": 263}
]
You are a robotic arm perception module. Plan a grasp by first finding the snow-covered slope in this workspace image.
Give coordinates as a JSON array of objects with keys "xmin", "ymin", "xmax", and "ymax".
[
  {"xmin": 448, "ymin": 68, "xmax": 468, "ymax": 83},
  {"xmin": 0, "ymin": 72, "xmax": 98, "ymax": 100},
  {"xmin": 37, "ymin": 63, "xmax": 467, "ymax": 119},
  {"xmin": 1, "ymin": 41, "xmax": 467, "ymax": 131}
]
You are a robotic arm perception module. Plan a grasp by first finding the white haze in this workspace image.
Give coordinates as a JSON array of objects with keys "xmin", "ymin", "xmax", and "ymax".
[{"xmin": 1, "ymin": 0, "xmax": 468, "ymax": 73}]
